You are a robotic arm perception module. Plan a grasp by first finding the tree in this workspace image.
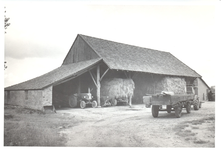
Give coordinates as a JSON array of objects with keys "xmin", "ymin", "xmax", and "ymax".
[
  {"xmin": 4, "ymin": 7, "xmax": 10, "ymax": 33},
  {"xmin": 4, "ymin": 7, "xmax": 10, "ymax": 70},
  {"xmin": 4, "ymin": 61, "xmax": 7, "ymax": 70}
]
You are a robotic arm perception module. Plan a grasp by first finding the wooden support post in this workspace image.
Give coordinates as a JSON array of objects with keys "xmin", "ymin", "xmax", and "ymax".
[
  {"xmin": 89, "ymin": 71, "xmax": 98, "ymax": 87},
  {"xmin": 77, "ymin": 77, "xmax": 81, "ymax": 94},
  {"xmin": 97, "ymin": 65, "xmax": 101, "ymax": 107}
]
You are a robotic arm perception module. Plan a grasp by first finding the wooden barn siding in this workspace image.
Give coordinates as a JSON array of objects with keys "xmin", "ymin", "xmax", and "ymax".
[
  {"xmin": 197, "ymin": 78, "xmax": 209, "ymax": 101},
  {"xmin": 63, "ymin": 35, "xmax": 99, "ymax": 65}
]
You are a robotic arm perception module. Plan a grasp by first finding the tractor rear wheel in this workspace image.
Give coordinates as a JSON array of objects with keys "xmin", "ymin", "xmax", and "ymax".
[
  {"xmin": 152, "ymin": 105, "xmax": 159, "ymax": 118},
  {"xmin": 80, "ymin": 101, "xmax": 86, "ymax": 109},
  {"xmin": 69, "ymin": 95, "xmax": 78, "ymax": 108}
]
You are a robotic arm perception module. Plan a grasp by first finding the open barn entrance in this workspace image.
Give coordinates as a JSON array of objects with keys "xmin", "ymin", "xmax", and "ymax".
[{"xmin": 52, "ymin": 72, "xmax": 96, "ymax": 109}]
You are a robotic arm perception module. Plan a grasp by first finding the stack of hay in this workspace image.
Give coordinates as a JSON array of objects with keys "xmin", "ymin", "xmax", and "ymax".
[
  {"xmin": 101, "ymin": 78, "xmax": 135, "ymax": 105},
  {"xmin": 155, "ymin": 77, "xmax": 186, "ymax": 94}
]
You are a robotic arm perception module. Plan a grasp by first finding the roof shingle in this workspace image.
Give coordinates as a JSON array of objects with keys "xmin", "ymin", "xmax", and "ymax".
[
  {"xmin": 5, "ymin": 58, "xmax": 102, "ymax": 90},
  {"xmin": 80, "ymin": 34, "xmax": 201, "ymax": 77}
]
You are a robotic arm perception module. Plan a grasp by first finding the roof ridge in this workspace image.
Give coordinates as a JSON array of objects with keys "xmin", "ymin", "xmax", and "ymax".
[{"xmin": 79, "ymin": 34, "xmax": 170, "ymax": 54}]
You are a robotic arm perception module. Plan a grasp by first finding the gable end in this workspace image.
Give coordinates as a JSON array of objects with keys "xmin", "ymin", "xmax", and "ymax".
[{"xmin": 62, "ymin": 35, "xmax": 100, "ymax": 65}]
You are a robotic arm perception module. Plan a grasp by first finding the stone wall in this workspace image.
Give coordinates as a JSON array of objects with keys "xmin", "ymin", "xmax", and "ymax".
[
  {"xmin": 42, "ymin": 86, "xmax": 53, "ymax": 106},
  {"xmin": 5, "ymin": 90, "xmax": 26, "ymax": 106},
  {"xmin": 25, "ymin": 90, "xmax": 43, "ymax": 110},
  {"xmin": 4, "ymin": 86, "xmax": 53, "ymax": 110}
]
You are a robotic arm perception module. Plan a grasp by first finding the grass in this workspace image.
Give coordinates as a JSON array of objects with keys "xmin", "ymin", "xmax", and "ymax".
[
  {"xmin": 4, "ymin": 121, "xmax": 65, "ymax": 146},
  {"xmin": 189, "ymin": 116, "xmax": 215, "ymax": 125},
  {"xmin": 191, "ymin": 126, "xmax": 199, "ymax": 129},
  {"xmin": 193, "ymin": 139, "xmax": 208, "ymax": 144},
  {"xmin": 4, "ymin": 105, "xmax": 76, "ymax": 146}
]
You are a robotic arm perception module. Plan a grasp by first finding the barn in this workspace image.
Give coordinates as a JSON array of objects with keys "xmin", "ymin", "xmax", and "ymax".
[
  {"xmin": 4, "ymin": 34, "xmax": 207, "ymax": 111},
  {"xmin": 194, "ymin": 78, "xmax": 210, "ymax": 101}
]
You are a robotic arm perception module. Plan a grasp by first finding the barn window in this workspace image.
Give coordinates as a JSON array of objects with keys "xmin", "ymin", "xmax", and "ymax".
[{"xmin": 25, "ymin": 90, "xmax": 28, "ymax": 100}]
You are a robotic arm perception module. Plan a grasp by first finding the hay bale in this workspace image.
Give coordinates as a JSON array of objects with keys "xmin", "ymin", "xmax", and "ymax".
[
  {"xmin": 155, "ymin": 77, "xmax": 186, "ymax": 94},
  {"xmin": 101, "ymin": 78, "xmax": 135, "ymax": 105}
]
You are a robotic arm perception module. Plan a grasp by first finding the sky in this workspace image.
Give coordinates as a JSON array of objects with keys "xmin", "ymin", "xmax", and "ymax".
[{"xmin": 2, "ymin": 0, "xmax": 221, "ymax": 88}]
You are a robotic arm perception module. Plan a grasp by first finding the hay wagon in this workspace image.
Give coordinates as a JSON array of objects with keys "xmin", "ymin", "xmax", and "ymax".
[
  {"xmin": 101, "ymin": 96, "xmax": 129, "ymax": 107},
  {"xmin": 143, "ymin": 86, "xmax": 202, "ymax": 118}
]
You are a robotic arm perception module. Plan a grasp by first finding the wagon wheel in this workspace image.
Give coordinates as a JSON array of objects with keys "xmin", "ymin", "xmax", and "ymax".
[
  {"xmin": 175, "ymin": 106, "xmax": 182, "ymax": 118},
  {"xmin": 193, "ymin": 95, "xmax": 200, "ymax": 110},
  {"xmin": 199, "ymin": 102, "xmax": 202, "ymax": 108},
  {"xmin": 152, "ymin": 105, "xmax": 159, "ymax": 118},
  {"xmin": 111, "ymin": 99, "xmax": 117, "ymax": 106},
  {"xmin": 80, "ymin": 101, "xmax": 86, "ymax": 109},
  {"xmin": 194, "ymin": 103, "xmax": 199, "ymax": 110},
  {"xmin": 92, "ymin": 101, "xmax": 97, "ymax": 108},
  {"xmin": 167, "ymin": 105, "xmax": 172, "ymax": 113},
  {"xmin": 68, "ymin": 95, "xmax": 78, "ymax": 108},
  {"xmin": 186, "ymin": 102, "xmax": 191, "ymax": 113}
]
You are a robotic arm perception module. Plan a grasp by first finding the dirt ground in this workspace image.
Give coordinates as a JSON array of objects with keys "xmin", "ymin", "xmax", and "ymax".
[{"xmin": 58, "ymin": 101, "xmax": 215, "ymax": 147}]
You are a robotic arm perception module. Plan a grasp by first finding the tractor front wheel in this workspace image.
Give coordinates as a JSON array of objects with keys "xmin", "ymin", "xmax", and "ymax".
[
  {"xmin": 92, "ymin": 101, "xmax": 97, "ymax": 108},
  {"xmin": 80, "ymin": 101, "xmax": 86, "ymax": 109}
]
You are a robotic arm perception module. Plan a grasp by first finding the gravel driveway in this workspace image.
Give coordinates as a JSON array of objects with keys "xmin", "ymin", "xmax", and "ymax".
[{"xmin": 58, "ymin": 101, "xmax": 215, "ymax": 147}]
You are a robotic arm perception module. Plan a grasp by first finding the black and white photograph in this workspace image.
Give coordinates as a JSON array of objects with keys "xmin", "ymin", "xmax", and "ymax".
[{"xmin": 3, "ymin": 0, "xmax": 219, "ymax": 148}]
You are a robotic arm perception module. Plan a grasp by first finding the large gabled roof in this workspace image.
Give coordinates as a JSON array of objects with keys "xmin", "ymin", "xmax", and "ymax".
[
  {"xmin": 80, "ymin": 34, "xmax": 201, "ymax": 78},
  {"xmin": 5, "ymin": 58, "xmax": 102, "ymax": 90},
  {"xmin": 5, "ymin": 34, "xmax": 201, "ymax": 91}
]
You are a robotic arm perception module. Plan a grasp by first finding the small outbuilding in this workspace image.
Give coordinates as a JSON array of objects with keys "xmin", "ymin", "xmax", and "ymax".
[{"xmin": 4, "ymin": 34, "xmax": 208, "ymax": 111}]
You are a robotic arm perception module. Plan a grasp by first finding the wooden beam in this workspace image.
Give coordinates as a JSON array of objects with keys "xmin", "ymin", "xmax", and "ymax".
[
  {"xmin": 89, "ymin": 70, "xmax": 97, "ymax": 87},
  {"xmin": 131, "ymin": 72, "xmax": 137, "ymax": 78},
  {"xmin": 97, "ymin": 65, "xmax": 101, "ymax": 107},
  {"xmin": 124, "ymin": 71, "xmax": 129, "ymax": 78},
  {"xmin": 100, "ymin": 68, "xmax": 109, "ymax": 81}
]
